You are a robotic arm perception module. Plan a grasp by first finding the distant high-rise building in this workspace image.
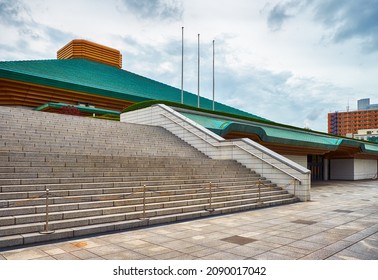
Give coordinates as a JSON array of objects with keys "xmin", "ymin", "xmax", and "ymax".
[
  {"xmin": 357, "ymin": 98, "xmax": 370, "ymax": 110},
  {"xmin": 357, "ymin": 98, "xmax": 378, "ymax": 110},
  {"xmin": 328, "ymin": 98, "xmax": 378, "ymax": 136}
]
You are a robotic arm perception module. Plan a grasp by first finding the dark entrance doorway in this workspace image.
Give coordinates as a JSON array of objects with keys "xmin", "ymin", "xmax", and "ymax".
[{"xmin": 308, "ymin": 155, "xmax": 324, "ymax": 181}]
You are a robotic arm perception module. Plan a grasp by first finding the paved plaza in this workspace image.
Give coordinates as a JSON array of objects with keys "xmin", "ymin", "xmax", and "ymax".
[{"xmin": 1, "ymin": 180, "xmax": 377, "ymax": 260}]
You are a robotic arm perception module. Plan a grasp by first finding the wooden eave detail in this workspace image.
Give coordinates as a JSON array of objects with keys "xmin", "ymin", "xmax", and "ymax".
[{"xmin": 0, "ymin": 78, "xmax": 133, "ymax": 111}]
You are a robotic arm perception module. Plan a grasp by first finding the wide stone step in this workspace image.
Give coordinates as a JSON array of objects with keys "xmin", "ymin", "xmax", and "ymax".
[
  {"xmin": 0, "ymin": 142, "xmax": 201, "ymax": 151},
  {"xmin": 0, "ymin": 168, "xmax": 251, "ymax": 179},
  {"xmin": 0, "ymin": 159, "xmax": 242, "ymax": 171},
  {"xmin": 0, "ymin": 182, "xmax": 280, "ymax": 212},
  {"xmin": 0, "ymin": 140, "xmax": 196, "ymax": 151},
  {"xmin": 0, "ymin": 183, "xmax": 280, "ymax": 214},
  {"xmin": 0, "ymin": 174, "xmax": 261, "ymax": 193},
  {"xmin": 0, "ymin": 189, "xmax": 291, "ymax": 227},
  {"xmin": 0, "ymin": 152, "xmax": 227, "ymax": 165},
  {"xmin": 0, "ymin": 171, "xmax": 261, "ymax": 186},
  {"xmin": 0, "ymin": 192, "xmax": 296, "ymax": 236},
  {"xmin": 0, "ymin": 148, "xmax": 203, "ymax": 158},
  {"xmin": 0, "ymin": 155, "xmax": 246, "ymax": 166},
  {"xmin": 0, "ymin": 159, "xmax": 250, "ymax": 175},
  {"xmin": 1, "ymin": 179, "xmax": 275, "ymax": 207},
  {"xmin": 0, "ymin": 195, "xmax": 298, "ymax": 248},
  {"xmin": 0, "ymin": 175, "xmax": 272, "ymax": 199},
  {"xmin": 0, "ymin": 165, "xmax": 245, "ymax": 174},
  {"xmin": 0, "ymin": 138, "xmax": 193, "ymax": 147}
]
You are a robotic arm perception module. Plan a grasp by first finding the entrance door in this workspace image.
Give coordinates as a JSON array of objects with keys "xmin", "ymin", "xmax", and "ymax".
[{"xmin": 307, "ymin": 155, "xmax": 324, "ymax": 181}]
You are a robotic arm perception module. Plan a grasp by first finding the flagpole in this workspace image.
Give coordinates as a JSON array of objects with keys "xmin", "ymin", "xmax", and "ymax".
[
  {"xmin": 212, "ymin": 39, "xmax": 215, "ymax": 111},
  {"xmin": 197, "ymin": 33, "xmax": 200, "ymax": 108},
  {"xmin": 181, "ymin": 27, "xmax": 184, "ymax": 104}
]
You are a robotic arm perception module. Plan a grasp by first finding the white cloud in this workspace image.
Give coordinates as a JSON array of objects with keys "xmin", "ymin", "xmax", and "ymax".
[{"xmin": 0, "ymin": 0, "xmax": 377, "ymax": 133}]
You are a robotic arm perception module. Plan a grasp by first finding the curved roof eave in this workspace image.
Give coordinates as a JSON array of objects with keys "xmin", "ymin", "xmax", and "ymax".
[
  {"xmin": 217, "ymin": 122, "xmax": 378, "ymax": 156},
  {"xmin": 218, "ymin": 122, "xmax": 341, "ymax": 150},
  {"xmin": 361, "ymin": 143, "xmax": 378, "ymax": 154}
]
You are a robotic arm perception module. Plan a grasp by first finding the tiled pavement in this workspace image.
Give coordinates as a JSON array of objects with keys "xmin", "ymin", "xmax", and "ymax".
[{"xmin": 1, "ymin": 180, "xmax": 377, "ymax": 260}]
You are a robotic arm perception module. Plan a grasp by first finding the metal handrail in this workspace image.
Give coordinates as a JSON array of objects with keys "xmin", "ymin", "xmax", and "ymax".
[
  {"xmin": 161, "ymin": 113, "xmax": 302, "ymax": 184},
  {"xmin": 10, "ymin": 177, "xmax": 289, "ymax": 233}
]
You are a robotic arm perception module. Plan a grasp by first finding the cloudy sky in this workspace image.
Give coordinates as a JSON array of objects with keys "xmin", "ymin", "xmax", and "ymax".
[{"xmin": 1, "ymin": 0, "xmax": 378, "ymax": 132}]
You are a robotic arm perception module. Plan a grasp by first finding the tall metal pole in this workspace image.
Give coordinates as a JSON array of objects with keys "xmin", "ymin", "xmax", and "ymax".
[
  {"xmin": 197, "ymin": 33, "xmax": 200, "ymax": 108},
  {"xmin": 181, "ymin": 27, "xmax": 184, "ymax": 104},
  {"xmin": 212, "ymin": 39, "xmax": 215, "ymax": 111}
]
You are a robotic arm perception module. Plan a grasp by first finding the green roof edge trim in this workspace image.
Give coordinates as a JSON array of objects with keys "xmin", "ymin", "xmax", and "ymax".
[
  {"xmin": 207, "ymin": 123, "xmax": 339, "ymax": 150},
  {"xmin": 122, "ymin": 100, "xmax": 378, "ymax": 155},
  {"xmin": 122, "ymin": 100, "xmax": 336, "ymax": 136}
]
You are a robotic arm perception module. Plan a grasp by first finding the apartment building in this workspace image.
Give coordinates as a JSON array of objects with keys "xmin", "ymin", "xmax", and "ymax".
[{"xmin": 328, "ymin": 99, "xmax": 378, "ymax": 136}]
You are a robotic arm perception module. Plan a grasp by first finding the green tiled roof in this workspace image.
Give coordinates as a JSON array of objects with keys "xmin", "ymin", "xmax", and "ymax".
[
  {"xmin": 180, "ymin": 111, "xmax": 378, "ymax": 154},
  {"xmin": 0, "ymin": 58, "xmax": 264, "ymax": 119}
]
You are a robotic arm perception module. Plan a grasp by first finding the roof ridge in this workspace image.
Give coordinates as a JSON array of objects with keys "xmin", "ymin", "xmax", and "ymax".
[{"xmin": 0, "ymin": 58, "xmax": 58, "ymax": 63}]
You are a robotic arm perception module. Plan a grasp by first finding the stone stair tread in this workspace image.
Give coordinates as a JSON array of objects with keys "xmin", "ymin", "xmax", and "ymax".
[
  {"xmin": 1, "ymin": 184, "xmax": 279, "ymax": 208},
  {"xmin": 1, "ymin": 188, "xmax": 290, "ymax": 220},
  {"xmin": 0, "ymin": 174, "xmax": 262, "ymax": 188},
  {"xmin": 0, "ymin": 177, "xmax": 271, "ymax": 193},
  {"xmin": 0, "ymin": 196, "xmax": 299, "ymax": 248},
  {"xmin": 1, "ymin": 193, "xmax": 296, "ymax": 235},
  {"xmin": 1, "ymin": 187, "xmax": 280, "ymax": 217}
]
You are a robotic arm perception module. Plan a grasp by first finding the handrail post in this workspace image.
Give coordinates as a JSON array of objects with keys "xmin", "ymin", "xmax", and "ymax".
[
  {"xmin": 258, "ymin": 179, "xmax": 262, "ymax": 205},
  {"xmin": 261, "ymin": 153, "xmax": 264, "ymax": 180},
  {"xmin": 206, "ymin": 182, "xmax": 214, "ymax": 212},
  {"xmin": 140, "ymin": 184, "xmax": 149, "ymax": 220},
  {"xmin": 40, "ymin": 188, "xmax": 55, "ymax": 234}
]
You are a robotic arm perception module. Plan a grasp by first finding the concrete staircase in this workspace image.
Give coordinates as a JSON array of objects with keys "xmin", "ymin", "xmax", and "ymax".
[{"xmin": 0, "ymin": 106, "xmax": 298, "ymax": 248}]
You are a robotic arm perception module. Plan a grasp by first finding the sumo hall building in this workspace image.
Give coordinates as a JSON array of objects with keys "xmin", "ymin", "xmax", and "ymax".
[{"xmin": 1, "ymin": 39, "xmax": 378, "ymax": 184}]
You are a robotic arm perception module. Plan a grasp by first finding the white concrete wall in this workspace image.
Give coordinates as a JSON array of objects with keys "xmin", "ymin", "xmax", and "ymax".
[
  {"xmin": 283, "ymin": 155, "xmax": 307, "ymax": 169},
  {"xmin": 121, "ymin": 104, "xmax": 311, "ymax": 201},
  {"xmin": 330, "ymin": 159, "xmax": 377, "ymax": 180},
  {"xmin": 354, "ymin": 159, "xmax": 377, "ymax": 180}
]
